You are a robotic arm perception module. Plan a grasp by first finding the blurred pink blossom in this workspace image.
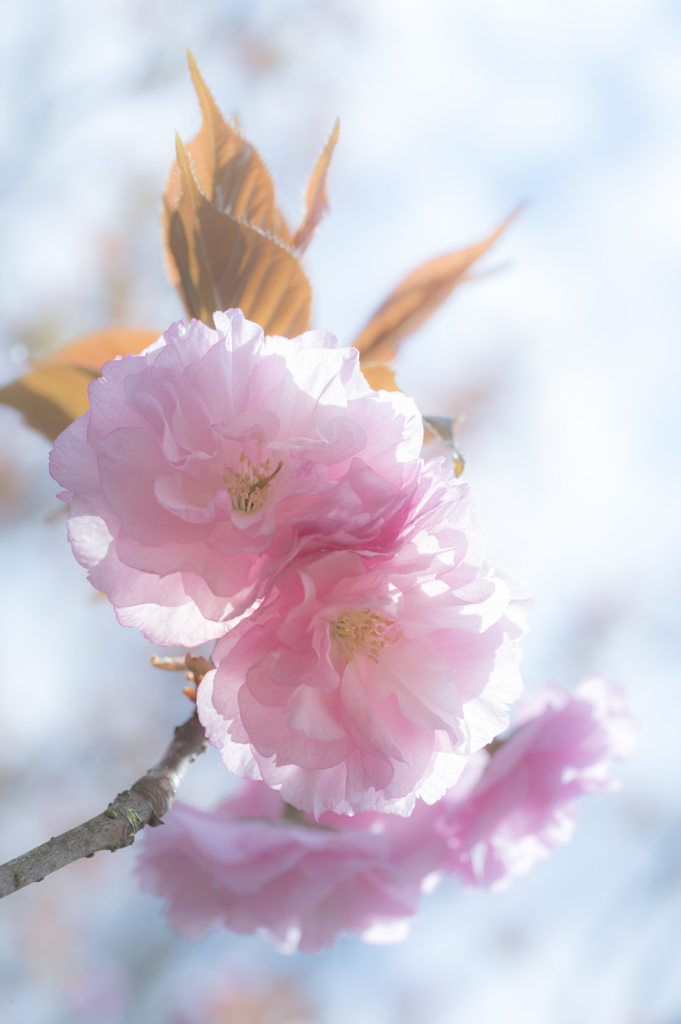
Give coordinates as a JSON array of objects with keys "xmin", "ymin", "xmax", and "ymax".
[
  {"xmin": 136, "ymin": 779, "xmax": 444, "ymax": 954},
  {"xmin": 198, "ymin": 466, "xmax": 529, "ymax": 816},
  {"xmin": 438, "ymin": 676, "xmax": 637, "ymax": 889},
  {"xmin": 49, "ymin": 310, "xmax": 423, "ymax": 646},
  {"xmin": 175, "ymin": 978, "xmax": 317, "ymax": 1024},
  {"xmin": 139, "ymin": 680, "xmax": 635, "ymax": 952}
]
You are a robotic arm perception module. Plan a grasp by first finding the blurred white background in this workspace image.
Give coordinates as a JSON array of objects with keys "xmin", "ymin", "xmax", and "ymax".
[{"xmin": 1, "ymin": 1, "xmax": 681, "ymax": 1021}]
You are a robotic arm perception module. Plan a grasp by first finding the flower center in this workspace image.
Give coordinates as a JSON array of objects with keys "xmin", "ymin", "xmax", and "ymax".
[
  {"xmin": 331, "ymin": 608, "xmax": 401, "ymax": 663},
  {"xmin": 224, "ymin": 453, "xmax": 283, "ymax": 514}
]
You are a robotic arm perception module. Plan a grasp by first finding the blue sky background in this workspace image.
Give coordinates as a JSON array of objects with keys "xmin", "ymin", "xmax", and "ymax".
[{"xmin": 1, "ymin": 1, "xmax": 681, "ymax": 1021}]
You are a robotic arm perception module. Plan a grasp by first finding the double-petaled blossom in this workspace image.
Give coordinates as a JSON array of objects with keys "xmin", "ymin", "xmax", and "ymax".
[
  {"xmin": 437, "ymin": 676, "xmax": 637, "ymax": 889},
  {"xmin": 138, "ymin": 680, "xmax": 634, "ymax": 951},
  {"xmin": 49, "ymin": 310, "xmax": 423, "ymax": 646},
  {"xmin": 198, "ymin": 465, "xmax": 530, "ymax": 816},
  {"xmin": 136, "ymin": 780, "xmax": 445, "ymax": 954}
]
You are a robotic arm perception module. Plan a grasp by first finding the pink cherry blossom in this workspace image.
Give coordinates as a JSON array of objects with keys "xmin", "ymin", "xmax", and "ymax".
[
  {"xmin": 135, "ymin": 779, "xmax": 444, "ymax": 954},
  {"xmin": 49, "ymin": 311, "xmax": 423, "ymax": 646},
  {"xmin": 138, "ymin": 682, "xmax": 635, "ymax": 952},
  {"xmin": 438, "ymin": 676, "xmax": 637, "ymax": 889},
  {"xmin": 198, "ymin": 465, "xmax": 530, "ymax": 816}
]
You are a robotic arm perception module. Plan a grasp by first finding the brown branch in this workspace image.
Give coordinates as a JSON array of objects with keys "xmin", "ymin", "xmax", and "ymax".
[{"xmin": 0, "ymin": 710, "xmax": 207, "ymax": 900}]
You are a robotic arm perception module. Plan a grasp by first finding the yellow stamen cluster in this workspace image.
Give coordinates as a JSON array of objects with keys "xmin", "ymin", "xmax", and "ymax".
[
  {"xmin": 331, "ymin": 608, "xmax": 401, "ymax": 663},
  {"xmin": 224, "ymin": 453, "xmax": 283, "ymax": 514}
]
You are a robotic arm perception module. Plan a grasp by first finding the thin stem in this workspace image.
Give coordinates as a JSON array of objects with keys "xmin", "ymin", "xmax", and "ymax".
[{"xmin": 0, "ymin": 710, "xmax": 207, "ymax": 900}]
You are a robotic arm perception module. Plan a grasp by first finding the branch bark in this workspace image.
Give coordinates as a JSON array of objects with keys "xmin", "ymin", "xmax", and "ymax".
[{"xmin": 0, "ymin": 710, "xmax": 207, "ymax": 900}]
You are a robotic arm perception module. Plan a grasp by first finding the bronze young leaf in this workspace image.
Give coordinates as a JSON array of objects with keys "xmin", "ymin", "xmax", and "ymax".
[
  {"xmin": 360, "ymin": 362, "xmax": 400, "ymax": 393},
  {"xmin": 164, "ymin": 57, "xmax": 312, "ymax": 337},
  {"xmin": 353, "ymin": 211, "xmax": 520, "ymax": 365},
  {"xmin": 169, "ymin": 135, "xmax": 311, "ymax": 336},
  {"xmin": 0, "ymin": 328, "xmax": 160, "ymax": 442},
  {"xmin": 176, "ymin": 52, "xmax": 291, "ymax": 243},
  {"xmin": 293, "ymin": 118, "xmax": 340, "ymax": 254}
]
